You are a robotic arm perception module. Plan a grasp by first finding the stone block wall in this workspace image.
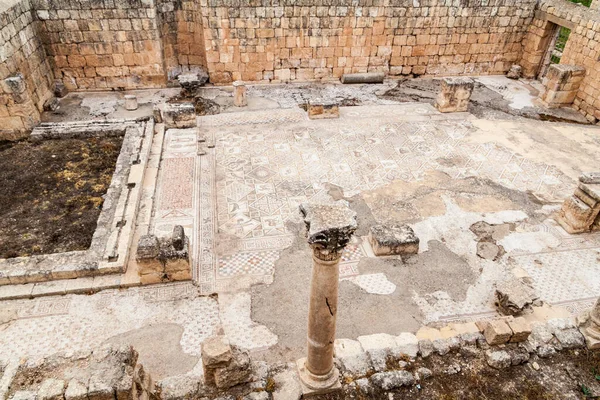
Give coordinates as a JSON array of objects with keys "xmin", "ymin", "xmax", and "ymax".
[
  {"xmin": 33, "ymin": 0, "xmax": 166, "ymax": 91},
  {"xmin": 0, "ymin": 0, "xmax": 54, "ymax": 140},
  {"xmin": 539, "ymin": 64, "xmax": 585, "ymax": 108},
  {"xmin": 200, "ymin": 0, "xmax": 538, "ymax": 84},
  {"xmin": 521, "ymin": 0, "xmax": 600, "ymax": 123},
  {"xmin": 157, "ymin": 0, "xmax": 208, "ymax": 80}
]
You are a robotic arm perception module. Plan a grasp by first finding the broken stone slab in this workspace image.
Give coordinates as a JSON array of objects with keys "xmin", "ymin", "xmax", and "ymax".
[
  {"xmin": 201, "ymin": 336, "xmax": 233, "ymax": 368},
  {"xmin": 579, "ymin": 172, "xmax": 600, "ymax": 185},
  {"xmin": 485, "ymin": 350, "xmax": 511, "ymax": 369},
  {"xmin": 476, "ymin": 241, "xmax": 502, "ymax": 261},
  {"xmin": 554, "ymin": 328, "xmax": 585, "ymax": 349},
  {"xmin": 307, "ymin": 99, "xmax": 339, "ymax": 120},
  {"xmin": 434, "ymin": 77, "xmax": 474, "ymax": 113},
  {"xmin": 369, "ymin": 224, "xmax": 419, "ymax": 256},
  {"xmin": 178, "ymin": 70, "xmax": 209, "ymax": 96},
  {"xmin": 507, "ymin": 317, "xmax": 532, "ymax": 343},
  {"xmin": 357, "ymin": 333, "xmax": 397, "ymax": 372},
  {"xmin": 506, "ymin": 65, "xmax": 522, "ymax": 80},
  {"xmin": 37, "ymin": 379, "xmax": 65, "ymax": 400},
  {"xmin": 333, "ymin": 339, "xmax": 371, "ymax": 377},
  {"xmin": 480, "ymin": 319, "xmax": 513, "ymax": 345},
  {"xmin": 64, "ymin": 379, "xmax": 87, "ymax": 400},
  {"xmin": 495, "ymin": 278, "xmax": 538, "ymax": 316},
  {"xmin": 212, "ymin": 348, "xmax": 252, "ymax": 390},
  {"xmin": 158, "ymin": 375, "xmax": 201, "ymax": 400},
  {"xmin": 395, "ymin": 332, "xmax": 419, "ymax": 359},
  {"xmin": 341, "ymin": 72, "xmax": 385, "ymax": 84},
  {"xmin": 369, "ymin": 371, "xmax": 414, "ymax": 390}
]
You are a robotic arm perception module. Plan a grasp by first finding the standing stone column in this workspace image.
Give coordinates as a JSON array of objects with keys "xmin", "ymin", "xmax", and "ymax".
[
  {"xmin": 233, "ymin": 81, "xmax": 247, "ymax": 107},
  {"xmin": 296, "ymin": 203, "xmax": 357, "ymax": 395}
]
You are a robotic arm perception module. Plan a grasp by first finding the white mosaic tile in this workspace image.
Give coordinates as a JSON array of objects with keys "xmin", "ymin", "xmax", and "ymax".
[{"xmin": 346, "ymin": 273, "xmax": 397, "ymax": 295}]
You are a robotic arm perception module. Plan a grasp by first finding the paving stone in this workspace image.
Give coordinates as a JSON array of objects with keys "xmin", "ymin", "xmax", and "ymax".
[
  {"xmin": 271, "ymin": 369, "xmax": 301, "ymax": 400},
  {"xmin": 357, "ymin": 333, "xmax": 397, "ymax": 372},
  {"xmin": 64, "ymin": 379, "xmax": 87, "ymax": 400},
  {"xmin": 37, "ymin": 379, "xmax": 65, "ymax": 400},
  {"xmin": 395, "ymin": 332, "xmax": 419, "ymax": 359},
  {"xmin": 201, "ymin": 336, "xmax": 232, "ymax": 368},
  {"xmin": 495, "ymin": 278, "xmax": 538, "ymax": 316}
]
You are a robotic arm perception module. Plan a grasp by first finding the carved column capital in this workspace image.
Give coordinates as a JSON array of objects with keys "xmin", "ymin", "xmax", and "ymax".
[{"xmin": 300, "ymin": 203, "xmax": 357, "ymax": 262}]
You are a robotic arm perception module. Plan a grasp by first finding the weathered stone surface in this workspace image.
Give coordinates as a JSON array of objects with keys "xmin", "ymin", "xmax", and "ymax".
[
  {"xmin": 485, "ymin": 350, "xmax": 511, "ymax": 369},
  {"xmin": 539, "ymin": 64, "xmax": 585, "ymax": 108},
  {"xmin": 201, "ymin": 336, "xmax": 233, "ymax": 368},
  {"xmin": 9, "ymin": 391, "xmax": 37, "ymax": 400},
  {"xmin": 495, "ymin": 278, "xmax": 538, "ymax": 316},
  {"xmin": 508, "ymin": 317, "xmax": 531, "ymax": 342},
  {"xmin": 271, "ymin": 369, "xmax": 301, "ymax": 400},
  {"xmin": 483, "ymin": 319, "xmax": 513, "ymax": 345},
  {"xmin": 172, "ymin": 225, "xmax": 185, "ymax": 251},
  {"xmin": 64, "ymin": 379, "xmax": 87, "ymax": 400},
  {"xmin": 213, "ymin": 348, "xmax": 252, "ymax": 389},
  {"xmin": 583, "ymin": 298, "xmax": 600, "ymax": 349},
  {"xmin": 434, "ymin": 77, "xmax": 474, "ymax": 113},
  {"xmin": 137, "ymin": 235, "xmax": 160, "ymax": 260},
  {"xmin": 357, "ymin": 333, "xmax": 397, "ymax": 372},
  {"xmin": 579, "ymin": 172, "xmax": 600, "ymax": 185},
  {"xmin": 37, "ymin": 379, "xmax": 65, "ymax": 400},
  {"xmin": 300, "ymin": 203, "xmax": 357, "ymax": 258},
  {"xmin": 418, "ymin": 339, "xmax": 434, "ymax": 358},
  {"xmin": 368, "ymin": 224, "xmax": 419, "ymax": 256},
  {"xmin": 178, "ymin": 70, "xmax": 209, "ymax": 96},
  {"xmin": 395, "ymin": 332, "xmax": 419, "ymax": 359},
  {"xmin": 158, "ymin": 375, "xmax": 200, "ymax": 400},
  {"xmin": 370, "ymin": 371, "xmax": 414, "ymax": 390},
  {"xmin": 124, "ymin": 95, "xmax": 138, "ymax": 111},
  {"xmin": 476, "ymin": 241, "xmax": 501, "ymax": 261},
  {"xmin": 334, "ymin": 339, "xmax": 371, "ymax": 377},
  {"xmin": 508, "ymin": 347, "xmax": 530, "ymax": 365},
  {"xmin": 554, "ymin": 328, "xmax": 585, "ymax": 349},
  {"xmin": 162, "ymin": 103, "xmax": 196, "ymax": 129},
  {"xmin": 307, "ymin": 99, "xmax": 339, "ymax": 120},
  {"xmin": 506, "ymin": 64, "xmax": 522, "ymax": 79},
  {"xmin": 416, "ymin": 367, "xmax": 432, "ymax": 380},
  {"xmin": 557, "ymin": 195, "xmax": 600, "ymax": 234},
  {"xmin": 53, "ymin": 81, "xmax": 68, "ymax": 98}
]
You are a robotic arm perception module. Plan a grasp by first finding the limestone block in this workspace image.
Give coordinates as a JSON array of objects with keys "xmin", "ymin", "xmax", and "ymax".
[
  {"xmin": 483, "ymin": 319, "xmax": 513, "ymax": 345},
  {"xmin": 64, "ymin": 379, "xmax": 87, "ymax": 400},
  {"xmin": 124, "ymin": 95, "xmax": 138, "ymax": 111},
  {"xmin": 368, "ymin": 224, "xmax": 419, "ymax": 256},
  {"xmin": 485, "ymin": 350, "xmax": 511, "ymax": 369},
  {"xmin": 579, "ymin": 172, "xmax": 600, "ymax": 184},
  {"xmin": 434, "ymin": 77, "xmax": 474, "ymax": 113},
  {"xmin": 369, "ymin": 371, "xmax": 414, "ymax": 390},
  {"xmin": 213, "ymin": 348, "xmax": 252, "ymax": 389},
  {"xmin": 307, "ymin": 99, "xmax": 339, "ymax": 120},
  {"xmin": 87, "ymin": 375, "xmax": 114, "ymax": 400},
  {"xmin": 162, "ymin": 103, "xmax": 196, "ymax": 129},
  {"xmin": 506, "ymin": 65, "xmax": 522, "ymax": 79},
  {"xmin": 540, "ymin": 64, "xmax": 585, "ymax": 108},
  {"xmin": 495, "ymin": 278, "xmax": 538, "ymax": 316},
  {"xmin": 334, "ymin": 339, "xmax": 371, "ymax": 377},
  {"xmin": 201, "ymin": 336, "xmax": 233, "ymax": 368},
  {"xmin": 37, "ymin": 379, "xmax": 65, "ymax": 400},
  {"xmin": 557, "ymin": 195, "xmax": 599, "ymax": 234},
  {"xmin": 508, "ymin": 317, "xmax": 532, "ymax": 342},
  {"xmin": 395, "ymin": 333, "xmax": 419, "ymax": 358},
  {"xmin": 357, "ymin": 333, "xmax": 397, "ymax": 372},
  {"xmin": 136, "ymin": 235, "xmax": 162, "ymax": 274}
]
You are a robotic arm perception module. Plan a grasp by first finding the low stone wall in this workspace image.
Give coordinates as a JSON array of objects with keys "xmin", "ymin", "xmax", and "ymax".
[{"xmin": 0, "ymin": 0, "xmax": 54, "ymax": 140}]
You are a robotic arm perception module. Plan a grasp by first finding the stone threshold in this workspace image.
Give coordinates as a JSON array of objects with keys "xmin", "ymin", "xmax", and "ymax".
[{"xmin": 0, "ymin": 118, "xmax": 155, "ymax": 286}]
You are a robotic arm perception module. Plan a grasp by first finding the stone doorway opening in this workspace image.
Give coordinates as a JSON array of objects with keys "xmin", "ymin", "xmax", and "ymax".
[{"xmin": 538, "ymin": 22, "xmax": 571, "ymax": 78}]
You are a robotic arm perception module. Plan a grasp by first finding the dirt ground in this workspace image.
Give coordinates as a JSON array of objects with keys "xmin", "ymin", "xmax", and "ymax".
[{"xmin": 0, "ymin": 137, "xmax": 123, "ymax": 258}]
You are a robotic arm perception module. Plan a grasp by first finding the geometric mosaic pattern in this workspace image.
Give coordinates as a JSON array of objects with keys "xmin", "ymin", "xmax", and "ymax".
[{"xmin": 193, "ymin": 104, "xmax": 576, "ymax": 295}]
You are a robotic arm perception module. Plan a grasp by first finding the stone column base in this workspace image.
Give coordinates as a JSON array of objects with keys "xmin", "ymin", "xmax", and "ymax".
[{"xmin": 296, "ymin": 358, "xmax": 341, "ymax": 397}]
